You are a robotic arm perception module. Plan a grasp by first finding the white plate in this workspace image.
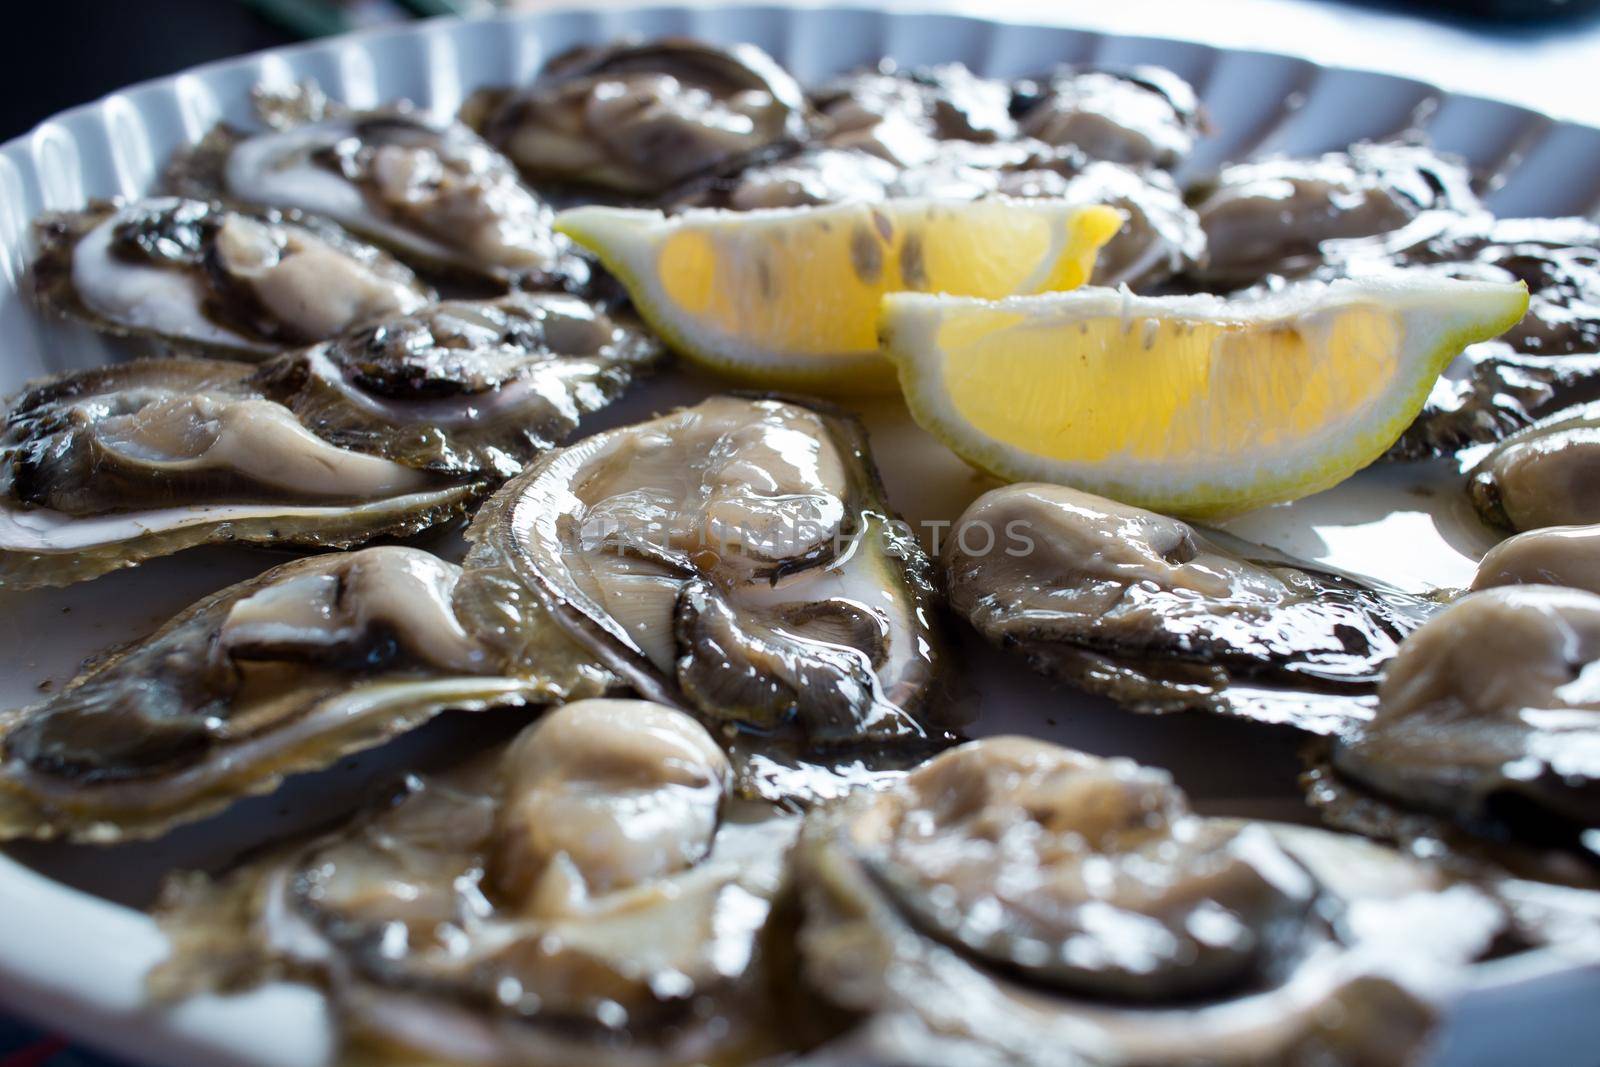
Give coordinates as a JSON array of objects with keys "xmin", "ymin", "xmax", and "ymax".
[{"xmin": 0, "ymin": 6, "xmax": 1597, "ymax": 1066}]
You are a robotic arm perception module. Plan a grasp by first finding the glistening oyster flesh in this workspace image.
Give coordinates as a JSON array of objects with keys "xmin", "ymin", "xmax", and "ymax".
[
  {"xmin": 1188, "ymin": 141, "xmax": 1482, "ymax": 289},
  {"xmin": 0, "ymin": 359, "xmax": 475, "ymax": 589},
  {"xmin": 944, "ymin": 484, "xmax": 1438, "ymax": 733},
  {"xmin": 29, "ymin": 197, "xmax": 431, "ymax": 360},
  {"xmin": 166, "ymin": 83, "xmax": 586, "ymax": 288},
  {"xmin": 792, "ymin": 737, "xmax": 1510, "ymax": 1067},
  {"xmin": 1314, "ymin": 585, "xmax": 1600, "ymax": 869},
  {"xmin": 1466, "ymin": 399, "xmax": 1600, "ymax": 531},
  {"xmin": 1010, "ymin": 64, "xmax": 1205, "ymax": 169},
  {"xmin": 151, "ymin": 699, "xmax": 811, "ymax": 1066},
  {"xmin": 466, "ymin": 38, "xmax": 809, "ymax": 195},
  {"xmin": 0, "ymin": 547, "xmax": 578, "ymax": 843},
  {"xmin": 455, "ymin": 395, "xmax": 953, "ymax": 803}
]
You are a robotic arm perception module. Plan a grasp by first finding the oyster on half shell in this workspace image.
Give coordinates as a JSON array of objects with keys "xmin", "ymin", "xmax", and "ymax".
[
  {"xmin": 792, "ymin": 737, "xmax": 1511, "ymax": 1067},
  {"xmin": 466, "ymin": 38, "xmax": 809, "ymax": 196},
  {"xmin": 1310, "ymin": 585, "xmax": 1600, "ymax": 878},
  {"xmin": 151, "ymin": 699, "xmax": 811, "ymax": 1066},
  {"xmin": 0, "ymin": 293, "xmax": 657, "ymax": 589},
  {"xmin": 1010, "ymin": 65, "xmax": 1205, "ymax": 170},
  {"xmin": 455, "ymin": 395, "xmax": 953, "ymax": 803},
  {"xmin": 0, "ymin": 547, "xmax": 588, "ymax": 843},
  {"xmin": 1466, "ymin": 399, "xmax": 1600, "ymax": 531},
  {"xmin": 29, "ymin": 197, "xmax": 432, "ymax": 360},
  {"xmin": 166, "ymin": 83, "xmax": 586, "ymax": 288},
  {"xmin": 944, "ymin": 485, "xmax": 1438, "ymax": 733}
]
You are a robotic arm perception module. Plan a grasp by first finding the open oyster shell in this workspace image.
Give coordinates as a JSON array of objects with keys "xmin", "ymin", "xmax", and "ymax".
[
  {"xmin": 944, "ymin": 485, "xmax": 1439, "ymax": 733},
  {"xmin": 455, "ymin": 395, "xmax": 954, "ymax": 803},
  {"xmin": 0, "ymin": 294, "xmax": 659, "ymax": 589},
  {"xmin": 1010, "ymin": 64, "xmax": 1204, "ymax": 170},
  {"xmin": 0, "ymin": 547, "xmax": 588, "ymax": 843},
  {"xmin": 1308, "ymin": 585, "xmax": 1600, "ymax": 885},
  {"xmin": 792, "ymin": 737, "xmax": 1512, "ymax": 1067},
  {"xmin": 1466, "ymin": 399, "xmax": 1600, "ymax": 531},
  {"xmin": 151, "ymin": 699, "xmax": 812, "ymax": 1066},
  {"xmin": 166, "ymin": 83, "xmax": 586, "ymax": 288},
  {"xmin": 1188, "ymin": 141, "xmax": 1482, "ymax": 290},
  {"xmin": 29, "ymin": 197, "xmax": 432, "ymax": 360},
  {"xmin": 808, "ymin": 61, "xmax": 1017, "ymax": 167},
  {"xmin": 465, "ymin": 38, "xmax": 809, "ymax": 196},
  {"xmin": 0, "ymin": 360, "xmax": 475, "ymax": 589}
]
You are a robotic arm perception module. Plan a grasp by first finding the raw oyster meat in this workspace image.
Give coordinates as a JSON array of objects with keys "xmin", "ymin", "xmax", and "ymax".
[
  {"xmin": 0, "ymin": 294, "xmax": 657, "ymax": 588},
  {"xmin": 466, "ymin": 38, "xmax": 809, "ymax": 195},
  {"xmin": 1310, "ymin": 585, "xmax": 1600, "ymax": 880},
  {"xmin": 166, "ymin": 82, "xmax": 586, "ymax": 288},
  {"xmin": 1472, "ymin": 523, "xmax": 1600, "ymax": 596},
  {"xmin": 808, "ymin": 61, "xmax": 1017, "ymax": 166},
  {"xmin": 152, "ymin": 699, "xmax": 810, "ymax": 1066},
  {"xmin": 1325, "ymin": 216, "xmax": 1600, "ymax": 457},
  {"xmin": 0, "ymin": 359, "xmax": 474, "ymax": 589},
  {"xmin": 0, "ymin": 547, "xmax": 573, "ymax": 842},
  {"xmin": 943, "ymin": 484, "xmax": 1438, "ymax": 732},
  {"xmin": 29, "ymin": 197, "xmax": 431, "ymax": 360},
  {"xmin": 792, "ymin": 737, "xmax": 1510, "ymax": 1067},
  {"xmin": 1466, "ymin": 399, "xmax": 1600, "ymax": 531},
  {"xmin": 455, "ymin": 395, "xmax": 953, "ymax": 802},
  {"xmin": 1010, "ymin": 65, "xmax": 1204, "ymax": 169},
  {"xmin": 1189, "ymin": 141, "xmax": 1482, "ymax": 289}
]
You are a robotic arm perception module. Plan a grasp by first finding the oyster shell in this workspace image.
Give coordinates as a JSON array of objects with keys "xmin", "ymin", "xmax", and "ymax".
[
  {"xmin": 1466, "ymin": 399, "xmax": 1600, "ymax": 531},
  {"xmin": 152, "ymin": 699, "xmax": 810, "ymax": 1066},
  {"xmin": 792, "ymin": 737, "xmax": 1510, "ymax": 1067},
  {"xmin": 1321, "ymin": 216, "xmax": 1600, "ymax": 457},
  {"xmin": 29, "ymin": 197, "xmax": 432, "ymax": 360},
  {"xmin": 455, "ymin": 395, "xmax": 953, "ymax": 803},
  {"xmin": 252, "ymin": 292, "xmax": 664, "ymax": 480},
  {"xmin": 166, "ymin": 83, "xmax": 585, "ymax": 288},
  {"xmin": 466, "ymin": 38, "xmax": 809, "ymax": 196},
  {"xmin": 1188, "ymin": 141, "xmax": 1482, "ymax": 290},
  {"xmin": 809, "ymin": 61, "xmax": 1017, "ymax": 167},
  {"xmin": 0, "ymin": 294, "xmax": 659, "ymax": 589},
  {"xmin": 1010, "ymin": 65, "xmax": 1204, "ymax": 169},
  {"xmin": 944, "ymin": 484, "xmax": 1438, "ymax": 733},
  {"xmin": 1311, "ymin": 585, "xmax": 1600, "ymax": 880},
  {"xmin": 0, "ymin": 360, "xmax": 474, "ymax": 589},
  {"xmin": 0, "ymin": 547, "xmax": 574, "ymax": 842}
]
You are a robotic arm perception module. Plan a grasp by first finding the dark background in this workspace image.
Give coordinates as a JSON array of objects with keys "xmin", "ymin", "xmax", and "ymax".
[{"xmin": 0, "ymin": 1, "xmax": 294, "ymax": 143}]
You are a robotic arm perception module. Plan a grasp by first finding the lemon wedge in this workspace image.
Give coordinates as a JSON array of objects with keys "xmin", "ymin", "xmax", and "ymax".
[
  {"xmin": 556, "ymin": 198, "xmax": 1124, "ymax": 389},
  {"xmin": 882, "ymin": 277, "xmax": 1529, "ymax": 517}
]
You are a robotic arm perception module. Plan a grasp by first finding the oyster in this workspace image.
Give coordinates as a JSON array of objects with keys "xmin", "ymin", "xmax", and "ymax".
[
  {"xmin": 30, "ymin": 197, "xmax": 431, "ymax": 360},
  {"xmin": 792, "ymin": 737, "xmax": 1510, "ymax": 1067},
  {"xmin": 1472, "ymin": 523, "xmax": 1600, "ymax": 596},
  {"xmin": 1325, "ymin": 216, "xmax": 1600, "ymax": 457},
  {"xmin": 944, "ymin": 484, "xmax": 1438, "ymax": 732},
  {"xmin": 152, "ymin": 699, "xmax": 809, "ymax": 1066},
  {"xmin": 456, "ymin": 395, "xmax": 952, "ymax": 802},
  {"xmin": 1010, "ymin": 65, "xmax": 1204, "ymax": 169},
  {"xmin": 1188, "ymin": 141, "xmax": 1482, "ymax": 289},
  {"xmin": 253, "ymin": 292, "xmax": 664, "ymax": 480},
  {"xmin": 0, "ymin": 547, "xmax": 571, "ymax": 842},
  {"xmin": 1466, "ymin": 399, "xmax": 1600, "ymax": 531},
  {"xmin": 809, "ymin": 61, "xmax": 1016, "ymax": 167},
  {"xmin": 1313, "ymin": 585, "xmax": 1600, "ymax": 874},
  {"xmin": 0, "ymin": 293, "xmax": 658, "ymax": 588},
  {"xmin": 467, "ymin": 38, "xmax": 808, "ymax": 196},
  {"xmin": 166, "ymin": 83, "xmax": 585, "ymax": 288}
]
